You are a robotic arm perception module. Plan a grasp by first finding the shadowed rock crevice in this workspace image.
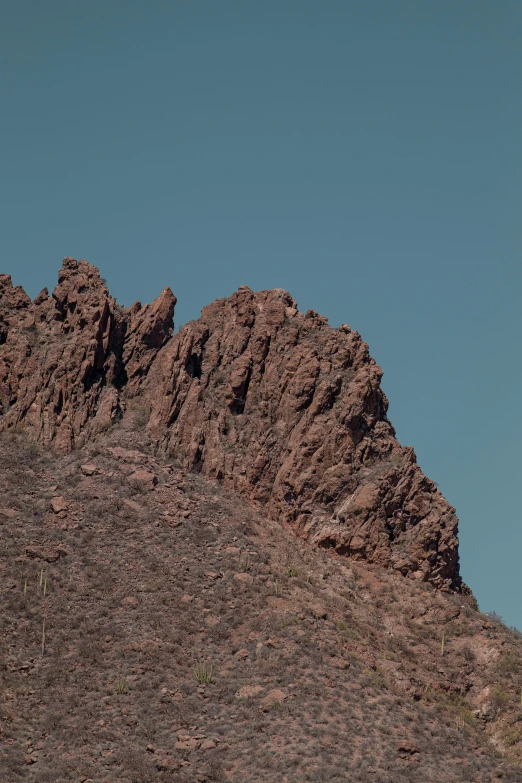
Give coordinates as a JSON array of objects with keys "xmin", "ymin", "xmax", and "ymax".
[{"xmin": 0, "ymin": 258, "xmax": 463, "ymax": 590}]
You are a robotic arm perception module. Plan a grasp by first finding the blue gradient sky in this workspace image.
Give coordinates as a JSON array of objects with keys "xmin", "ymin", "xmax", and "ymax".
[{"xmin": 1, "ymin": 2, "xmax": 520, "ymax": 625}]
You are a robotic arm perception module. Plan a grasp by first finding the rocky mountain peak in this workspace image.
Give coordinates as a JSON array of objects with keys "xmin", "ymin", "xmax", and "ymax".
[{"xmin": 0, "ymin": 258, "xmax": 462, "ymax": 590}]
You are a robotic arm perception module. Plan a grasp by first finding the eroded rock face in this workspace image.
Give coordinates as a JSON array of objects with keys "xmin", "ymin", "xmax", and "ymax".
[
  {"xmin": 123, "ymin": 287, "xmax": 176, "ymax": 392},
  {"xmin": 146, "ymin": 286, "xmax": 461, "ymax": 590},
  {"xmin": 0, "ymin": 258, "xmax": 174, "ymax": 450},
  {"xmin": 0, "ymin": 259, "xmax": 462, "ymax": 589}
]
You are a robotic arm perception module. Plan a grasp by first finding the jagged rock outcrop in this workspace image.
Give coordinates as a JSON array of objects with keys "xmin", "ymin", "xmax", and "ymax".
[
  {"xmin": 123, "ymin": 287, "xmax": 177, "ymax": 392},
  {"xmin": 0, "ymin": 258, "xmax": 174, "ymax": 449},
  {"xmin": 146, "ymin": 286, "xmax": 461, "ymax": 590},
  {"xmin": 0, "ymin": 258, "xmax": 462, "ymax": 589}
]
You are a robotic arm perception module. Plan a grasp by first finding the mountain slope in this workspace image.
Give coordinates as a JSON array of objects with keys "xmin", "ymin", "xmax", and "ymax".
[
  {"xmin": 1, "ymin": 258, "xmax": 460, "ymax": 589},
  {"xmin": 1, "ymin": 426, "xmax": 522, "ymax": 782},
  {"xmin": 1, "ymin": 258, "xmax": 521, "ymax": 782}
]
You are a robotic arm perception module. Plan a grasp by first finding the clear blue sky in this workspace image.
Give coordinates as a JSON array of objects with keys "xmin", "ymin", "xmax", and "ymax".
[{"xmin": 1, "ymin": 1, "xmax": 520, "ymax": 625}]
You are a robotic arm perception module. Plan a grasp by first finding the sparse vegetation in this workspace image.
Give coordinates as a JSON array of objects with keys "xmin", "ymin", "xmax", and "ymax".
[
  {"xmin": 115, "ymin": 678, "xmax": 129, "ymax": 694},
  {"xmin": 503, "ymin": 727, "xmax": 522, "ymax": 747},
  {"xmin": 491, "ymin": 685, "xmax": 510, "ymax": 711},
  {"xmin": 496, "ymin": 649, "xmax": 520, "ymax": 674},
  {"xmin": 194, "ymin": 661, "xmax": 213, "ymax": 684},
  {"xmin": 0, "ymin": 429, "xmax": 521, "ymax": 782}
]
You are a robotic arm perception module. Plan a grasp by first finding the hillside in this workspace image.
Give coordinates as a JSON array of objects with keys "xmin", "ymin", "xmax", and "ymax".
[
  {"xmin": 1, "ymin": 259, "xmax": 522, "ymax": 782},
  {"xmin": 0, "ymin": 258, "xmax": 460, "ymax": 589}
]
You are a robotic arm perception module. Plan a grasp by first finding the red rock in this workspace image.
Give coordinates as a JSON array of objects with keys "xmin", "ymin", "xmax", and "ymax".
[
  {"xmin": 122, "ymin": 498, "xmax": 143, "ymax": 513},
  {"xmin": 0, "ymin": 258, "xmax": 173, "ymax": 450},
  {"xmin": 107, "ymin": 446, "xmax": 148, "ymax": 463},
  {"xmin": 25, "ymin": 545, "xmax": 67, "ymax": 562},
  {"xmin": 144, "ymin": 285, "xmax": 462, "ymax": 591},
  {"xmin": 123, "ymin": 287, "xmax": 176, "ymax": 391},
  {"xmin": 259, "ymin": 688, "xmax": 288, "ymax": 710},
  {"xmin": 80, "ymin": 464, "xmax": 98, "ymax": 476},
  {"xmin": 128, "ymin": 470, "xmax": 158, "ymax": 491},
  {"xmin": 174, "ymin": 738, "xmax": 200, "ymax": 751},
  {"xmin": 50, "ymin": 496, "xmax": 68, "ymax": 514},
  {"xmin": 235, "ymin": 685, "xmax": 263, "ymax": 699},
  {"xmin": 0, "ymin": 507, "xmax": 18, "ymax": 518},
  {"xmin": 233, "ymin": 572, "xmax": 254, "ymax": 585},
  {"xmin": 0, "ymin": 258, "xmax": 464, "ymax": 591},
  {"xmin": 155, "ymin": 756, "xmax": 180, "ymax": 771}
]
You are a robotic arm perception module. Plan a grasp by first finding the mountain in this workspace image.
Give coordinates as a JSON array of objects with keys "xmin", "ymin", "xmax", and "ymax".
[
  {"xmin": 1, "ymin": 258, "xmax": 521, "ymax": 782},
  {"xmin": 0, "ymin": 258, "xmax": 461, "ymax": 589}
]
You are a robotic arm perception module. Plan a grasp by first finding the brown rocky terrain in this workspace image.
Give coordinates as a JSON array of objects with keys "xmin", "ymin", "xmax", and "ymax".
[
  {"xmin": 1, "ymin": 258, "xmax": 521, "ymax": 782},
  {"xmin": 1, "ymin": 258, "xmax": 459, "ymax": 589}
]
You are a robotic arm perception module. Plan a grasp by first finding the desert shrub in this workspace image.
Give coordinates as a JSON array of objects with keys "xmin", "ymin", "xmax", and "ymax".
[
  {"xmin": 115, "ymin": 677, "xmax": 129, "ymax": 694},
  {"xmin": 496, "ymin": 649, "xmax": 520, "ymax": 674},
  {"xmin": 490, "ymin": 685, "xmax": 510, "ymax": 711},
  {"xmin": 461, "ymin": 645, "xmax": 476, "ymax": 662},
  {"xmin": 361, "ymin": 667, "xmax": 387, "ymax": 690},
  {"xmin": 503, "ymin": 727, "xmax": 522, "ymax": 747},
  {"xmin": 194, "ymin": 661, "xmax": 213, "ymax": 683},
  {"xmin": 206, "ymin": 757, "xmax": 227, "ymax": 782}
]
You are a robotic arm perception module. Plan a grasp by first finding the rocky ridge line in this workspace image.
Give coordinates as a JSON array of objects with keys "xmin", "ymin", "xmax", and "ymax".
[{"xmin": 0, "ymin": 258, "xmax": 463, "ymax": 590}]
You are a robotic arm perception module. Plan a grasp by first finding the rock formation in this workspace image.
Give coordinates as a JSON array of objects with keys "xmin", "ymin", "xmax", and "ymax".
[
  {"xmin": 0, "ymin": 258, "xmax": 174, "ymax": 450},
  {"xmin": 0, "ymin": 258, "xmax": 462, "ymax": 590}
]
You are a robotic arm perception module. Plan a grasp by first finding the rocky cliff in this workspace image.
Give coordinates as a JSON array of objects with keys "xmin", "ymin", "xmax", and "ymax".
[{"xmin": 0, "ymin": 258, "xmax": 462, "ymax": 590}]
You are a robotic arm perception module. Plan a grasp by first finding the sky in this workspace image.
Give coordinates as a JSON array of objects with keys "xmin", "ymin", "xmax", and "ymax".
[{"xmin": 1, "ymin": 1, "xmax": 520, "ymax": 626}]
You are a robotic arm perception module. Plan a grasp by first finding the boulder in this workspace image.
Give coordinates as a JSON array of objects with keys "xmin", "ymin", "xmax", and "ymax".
[{"xmin": 128, "ymin": 470, "xmax": 158, "ymax": 491}]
